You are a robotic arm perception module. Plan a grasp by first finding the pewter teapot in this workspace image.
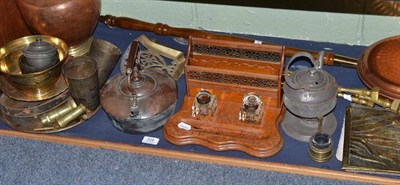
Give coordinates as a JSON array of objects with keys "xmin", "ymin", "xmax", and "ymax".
[{"xmin": 283, "ymin": 51, "xmax": 338, "ymax": 118}]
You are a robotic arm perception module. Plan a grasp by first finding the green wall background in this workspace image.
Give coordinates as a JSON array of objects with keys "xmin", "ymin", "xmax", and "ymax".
[{"xmin": 102, "ymin": 0, "xmax": 400, "ymax": 46}]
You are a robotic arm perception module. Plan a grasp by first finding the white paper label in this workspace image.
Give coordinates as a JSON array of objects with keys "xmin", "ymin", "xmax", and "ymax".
[
  {"xmin": 343, "ymin": 94, "xmax": 352, "ymax": 102},
  {"xmin": 335, "ymin": 117, "xmax": 346, "ymax": 161},
  {"xmin": 178, "ymin": 122, "xmax": 192, "ymax": 131},
  {"xmin": 142, "ymin": 136, "xmax": 159, "ymax": 145},
  {"xmin": 254, "ymin": 40, "xmax": 262, "ymax": 44}
]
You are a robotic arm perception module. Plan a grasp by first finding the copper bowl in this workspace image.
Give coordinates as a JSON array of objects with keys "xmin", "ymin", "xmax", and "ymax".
[
  {"xmin": 15, "ymin": 0, "xmax": 101, "ymax": 56},
  {"xmin": 0, "ymin": 35, "xmax": 69, "ymax": 101},
  {"xmin": 358, "ymin": 35, "xmax": 400, "ymax": 100}
]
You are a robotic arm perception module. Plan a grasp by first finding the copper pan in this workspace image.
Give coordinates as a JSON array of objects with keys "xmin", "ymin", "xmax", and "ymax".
[{"xmin": 358, "ymin": 35, "xmax": 400, "ymax": 100}]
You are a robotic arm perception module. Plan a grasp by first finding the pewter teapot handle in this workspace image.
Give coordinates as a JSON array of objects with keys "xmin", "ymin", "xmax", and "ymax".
[{"xmin": 284, "ymin": 51, "xmax": 324, "ymax": 90}]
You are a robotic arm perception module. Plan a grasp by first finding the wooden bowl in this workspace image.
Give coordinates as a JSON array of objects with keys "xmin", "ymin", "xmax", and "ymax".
[{"xmin": 358, "ymin": 35, "xmax": 400, "ymax": 99}]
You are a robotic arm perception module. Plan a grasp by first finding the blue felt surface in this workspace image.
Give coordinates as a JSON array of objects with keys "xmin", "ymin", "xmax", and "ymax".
[{"xmin": 0, "ymin": 23, "xmax": 378, "ymax": 175}]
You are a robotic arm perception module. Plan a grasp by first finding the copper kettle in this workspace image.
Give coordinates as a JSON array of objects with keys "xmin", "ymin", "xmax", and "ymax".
[{"xmin": 100, "ymin": 41, "xmax": 178, "ymax": 134}]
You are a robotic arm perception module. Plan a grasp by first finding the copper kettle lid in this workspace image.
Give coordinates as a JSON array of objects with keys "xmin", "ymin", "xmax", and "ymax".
[{"xmin": 358, "ymin": 35, "xmax": 400, "ymax": 99}]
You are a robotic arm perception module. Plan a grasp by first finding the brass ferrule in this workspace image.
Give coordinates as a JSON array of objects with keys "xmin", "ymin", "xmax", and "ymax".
[
  {"xmin": 56, "ymin": 104, "xmax": 87, "ymax": 128},
  {"xmin": 332, "ymin": 55, "xmax": 358, "ymax": 68},
  {"xmin": 358, "ymin": 95, "xmax": 392, "ymax": 108},
  {"xmin": 308, "ymin": 133, "xmax": 333, "ymax": 163},
  {"xmin": 68, "ymin": 37, "xmax": 93, "ymax": 57},
  {"xmin": 337, "ymin": 86, "xmax": 379, "ymax": 97},
  {"xmin": 40, "ymin": 98, "xmax": 77, "ymax": 125},
  {"xmin": 390, "ymin": 99, "xmax": 400, "ymax": 114},
  {"xmin": 33, "ymin": 126, "xmax": 56, "ymax": 131}
]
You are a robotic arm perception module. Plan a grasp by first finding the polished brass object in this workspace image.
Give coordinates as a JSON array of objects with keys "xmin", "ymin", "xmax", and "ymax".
[
  {"xmin": 40, "ymin": 98, "xmax": 77, "ymax": 125},
  {"xmin": 192, "ymin": 90, "xmax": 217, "ymax": 118},
  {"xmin": 0, "ymin": 90, "xmax": 93, "ymax": 133},
  {"xmin": 342, "ymin": 105, "xmax": 400, "ymax": 175},
  {"xmin": 239, "ymin": 93, "xmax": 263, "ymax": 123},
  {"xmin": 68, "ymin": 37, "xmax": 93, "ymax": 57},
  {"xmin": 33, "ymin": 126, "xmax": 56, "ymax": 131},
  {"xmin": 308, "ymin": 132, "xmax": 333, "ymax": 163},
  {"xmin": 337, "ymin": 86, "xmax": 400, "ymax": 114},
  {"xmin": 365, "ymin": 97, "xmax": 400, "ymax": 114},
  {"xmin": 56, "ymin": 104, "xmax": 87, "ymax": 128},
  {"xmin": 0, "ymin": 35, "xmax": 69, "ymax": 101},
  {"xmin": 337, "ymin": 93, "xmax": 372, "ymax": 107},
  {"xmin": 120, "ymin": 34, "xmax": 185, "ymax": 80},
  {"xmin": 337, "ymin": 86, "xmax": 379, "ymax": 98}
]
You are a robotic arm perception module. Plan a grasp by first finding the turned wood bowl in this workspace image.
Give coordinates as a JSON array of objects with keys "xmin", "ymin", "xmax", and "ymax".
[{"xmin": 358, "ymin": 35, "xmax": 400, "ymax": 100}]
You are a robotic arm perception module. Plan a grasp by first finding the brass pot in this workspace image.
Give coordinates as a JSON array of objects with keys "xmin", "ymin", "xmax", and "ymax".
[
  {"xmin": 15, "ymin": 0, "xmax": 101, "ymax": 56},
  {"xmin": 0, "ymin": 35, "xmax": 69, "ymax": 101}
]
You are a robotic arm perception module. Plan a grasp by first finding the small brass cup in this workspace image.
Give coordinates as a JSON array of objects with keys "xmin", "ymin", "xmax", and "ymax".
[{"xmin": 308, "ymin": 133, "xmax": 333, "ymax": 162}]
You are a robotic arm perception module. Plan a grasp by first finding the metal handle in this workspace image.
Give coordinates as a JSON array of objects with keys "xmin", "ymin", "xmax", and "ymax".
[
  {"xmin": 126, "ymin": 41, "xmax": 140, "ymax": 117},
  {"xmin": 284, "ymin": 51, "xmax": 324, "ymax": 90}
]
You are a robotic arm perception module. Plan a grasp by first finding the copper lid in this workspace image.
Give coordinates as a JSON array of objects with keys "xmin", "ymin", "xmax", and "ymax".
[{"xmin": 358, "ymin": 35, "xmax": 400, "ymax": 99}]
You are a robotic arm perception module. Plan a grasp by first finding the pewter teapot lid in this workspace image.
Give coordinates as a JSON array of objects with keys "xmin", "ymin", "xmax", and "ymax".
[
  {"xmin": 284, "ymin": 51, "xmax": 328, "ymax": 91},
  {"xmin": 282, "ymin": 51, "xmax": 338, "ymax": 118}
]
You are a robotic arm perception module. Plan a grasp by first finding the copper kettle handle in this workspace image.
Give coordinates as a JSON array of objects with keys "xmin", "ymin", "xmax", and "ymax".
[
  {"xmin": 284, "ymin": 51, "xmax": 324, "ymax": 90},
  {"xmin": 126, "ymin": 41, "xmax": 140, "ymax": 117}
]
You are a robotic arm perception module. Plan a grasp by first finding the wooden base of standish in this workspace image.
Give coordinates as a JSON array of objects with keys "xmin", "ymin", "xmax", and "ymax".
[{"xmin": 163, "ymin": 96, "xmax": 285, "ymax": 158}]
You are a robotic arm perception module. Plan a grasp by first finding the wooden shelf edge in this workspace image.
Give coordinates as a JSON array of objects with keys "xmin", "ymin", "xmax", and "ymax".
[{"xmin": 0, "ymin": 129, "xmax": 398, "ymax": 185}]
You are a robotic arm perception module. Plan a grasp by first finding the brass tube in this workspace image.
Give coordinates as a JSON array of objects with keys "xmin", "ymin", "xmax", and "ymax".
[
  {"xmin": 337, "ymin": 86, "xmax": 377, "ymax": 96},
  {"xmin": 40, "ymin": 98, "xmax": 77, "ymax": 125},
  {"xmin": 337, "ymin": 93, "xmax": 373, "ymax": 107},
  {"xmin": 56, "ymin": 104, "xmax": 87, "ymax": 128}
]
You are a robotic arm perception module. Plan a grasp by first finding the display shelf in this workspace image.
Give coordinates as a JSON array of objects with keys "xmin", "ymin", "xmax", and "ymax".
[{"xmin": 0, "ymin": 23, "xmax": 398, "ymax": 184}]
